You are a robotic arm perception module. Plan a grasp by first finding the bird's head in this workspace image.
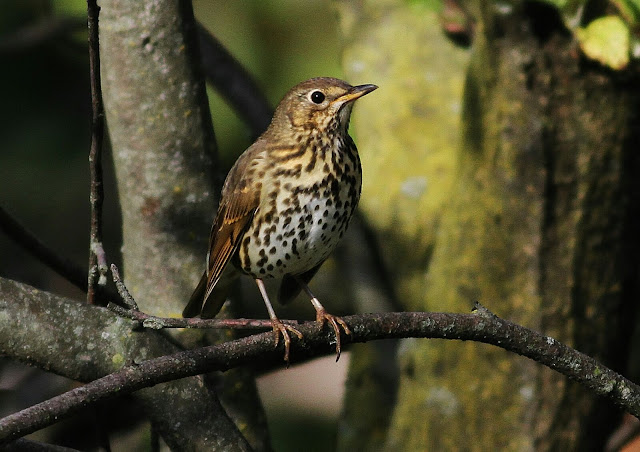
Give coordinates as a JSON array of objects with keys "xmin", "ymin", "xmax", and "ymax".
[{"xmin": 269, "ymin": 77, "xmax": 377, "ymax": 137}]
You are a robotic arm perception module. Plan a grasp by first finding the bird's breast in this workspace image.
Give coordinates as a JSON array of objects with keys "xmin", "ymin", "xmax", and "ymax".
[{"xmin": 237, "ymin": 140, "xmax": 361, "ymax": 279}]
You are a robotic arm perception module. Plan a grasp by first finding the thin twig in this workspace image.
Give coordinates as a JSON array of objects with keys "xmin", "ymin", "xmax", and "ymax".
[
  {"xmin": 196, "ymin": 23, "xmax": 273, "ymax": 138},
  {"xmin": 109, "ymin": 264, "xmax": 137, "ymax": 310},
  {"xmin": 86, "ymin": 0, "xmax": 107, "ymax": 304},
  {"xmin": 107, "ymin": 302, "xmax": 299, "ymax": 330},
  {"xmin": 0, "ymin": 206, "xmax": 88, "ymax": 291},
  {"xmin": 86, "ymin": 11, "xmax": 111, "ymax": 450},
  {"xmin": 2, "ymin": 308, "xmax": 640, "ymax": 443},
  {"xmin": 108, "ymin": 263, "xmax": 296, "ymax": 329}
]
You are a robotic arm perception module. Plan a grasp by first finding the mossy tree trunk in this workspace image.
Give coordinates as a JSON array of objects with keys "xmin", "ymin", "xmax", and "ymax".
[
  {"xmin": 336, "ymin": 2, "xmax": 468, "ymax": 449},
  {"xmin": 339, "ymin": 1, "xmax": 640, "ymax": 450}
]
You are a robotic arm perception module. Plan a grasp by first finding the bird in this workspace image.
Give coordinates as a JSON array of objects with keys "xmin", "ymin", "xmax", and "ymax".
[{"xmin": 183, "ymin": 77, "xmax": 377, "ymax": 362}]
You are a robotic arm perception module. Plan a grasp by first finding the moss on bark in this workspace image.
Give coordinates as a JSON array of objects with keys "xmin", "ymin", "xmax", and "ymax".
[{"xmin": 339, "ymin": 0, "xmax": 640, "ymax": 449}]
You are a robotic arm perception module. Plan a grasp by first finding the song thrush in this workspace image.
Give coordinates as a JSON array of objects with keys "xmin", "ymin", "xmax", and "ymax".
[{"xmin": 184, "ymin": 77, "xmax": 377, "ymax": 362}]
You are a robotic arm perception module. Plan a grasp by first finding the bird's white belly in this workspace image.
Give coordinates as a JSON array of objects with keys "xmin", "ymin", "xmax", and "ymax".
[{"xmin": 238, "ymin": 183, "xmax": 355, "ymax": 278}]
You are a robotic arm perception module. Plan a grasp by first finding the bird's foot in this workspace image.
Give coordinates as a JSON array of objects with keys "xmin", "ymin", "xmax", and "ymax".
[
  {"xmin": 315, "ymin": 308, "xmax": 352, "ymax": 362},
  {"xmin": 271, "ymin": 318, "xmax": 303, "ymax": 364}
]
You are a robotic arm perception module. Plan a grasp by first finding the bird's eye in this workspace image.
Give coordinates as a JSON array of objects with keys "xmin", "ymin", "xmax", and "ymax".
[{"xmin": 310, "ymin": 90, "xmax": 325, "ymax": 104}]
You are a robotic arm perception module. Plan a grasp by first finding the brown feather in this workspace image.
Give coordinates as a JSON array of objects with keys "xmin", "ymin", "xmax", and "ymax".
[
  {"xmin": 202, "ymin": 199, "xmax": 256, "ymax": 304},
  {"xmin": 197, "ymin": 142, "xmax": 264, "ymax": 315},
  {"xmin": 183, "ymin": 271, "xmax": 208, "ymax": 318},
  {"xmin": 183, "ymin": 269, "xmax": 234, "ymax": 318}
]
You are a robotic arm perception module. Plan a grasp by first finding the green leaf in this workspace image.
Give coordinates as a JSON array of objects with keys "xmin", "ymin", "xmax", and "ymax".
[{"xmin": 577, "ymin": 16, "xmax": 630, "ymax": 70}]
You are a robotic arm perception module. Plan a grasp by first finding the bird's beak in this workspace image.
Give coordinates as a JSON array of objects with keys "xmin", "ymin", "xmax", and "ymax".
[{"xmin": 334, "ymin": 84, "xmax": 378, "ymax": 104}]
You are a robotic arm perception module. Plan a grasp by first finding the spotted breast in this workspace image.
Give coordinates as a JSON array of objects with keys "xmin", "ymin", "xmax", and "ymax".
[{"xmin": 236, "ymin": 132, "xmax": 361, "ymax": 279}]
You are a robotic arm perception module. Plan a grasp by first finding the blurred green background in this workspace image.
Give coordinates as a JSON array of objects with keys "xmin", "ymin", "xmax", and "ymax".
[{"xmin": 0, "ymin": 1, "xmax": 347, "ymax": 450}]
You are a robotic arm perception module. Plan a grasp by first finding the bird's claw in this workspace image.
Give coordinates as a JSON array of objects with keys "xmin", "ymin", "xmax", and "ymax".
[
  {"xmin": 271, "ymin": 319, "xmax": 303, "ymax": 364},
  {"xmin": 316, "ymin": 309, "xmax": 351, "ymax": 362}
]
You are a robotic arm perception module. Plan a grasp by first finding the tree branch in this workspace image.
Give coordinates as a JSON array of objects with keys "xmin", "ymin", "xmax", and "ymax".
[
  {"xmin": 109, "ymin": 264, "xmax": 138, "ymax": 310},
  {"xmin": 86, "ymin": 0, "xmax": 107, "ymax": 305},
  {"xmin": 0, "ymin": 16, "xmax": 85, "ymax": 55},
  {"xmin": 0, "ymin": 206, "xmax": 87, "ymax": 291},
  {"xmin": 0, "ymin": 207, "xmax": 120, "ymax": 305},
  {"xmin": 1, "ymin": 437, "xmax": 82, "ymax": 452},
  {"xmin": 107, "ymin": 301, "xmax": 298, "ymax": 330},
  {"xmin": 196, "ymin": 23, "xmax": 273, "ymax": 138},
  {"xmin": 0, "ymin": 277, "xmax": 251, "ymax": 451},
  {"xmin": 1, "ymin": 298, "xmax": 639, "ymax": 444}
]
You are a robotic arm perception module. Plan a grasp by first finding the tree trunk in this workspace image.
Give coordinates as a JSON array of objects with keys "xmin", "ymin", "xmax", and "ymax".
[
  {"xmin": 99, "ymin": 1, "xmax": 270, "ymax": 449},
  {"xmin": 337, "ymin": 1, "xmax": 467, "ymax": 450},
  {"xmin": 338, "ymin": 0, "xmax": 640, "ymax": 449},
  {"xmin": 100, "ymin": 0, "xmax": 216, "ymax": 318}
]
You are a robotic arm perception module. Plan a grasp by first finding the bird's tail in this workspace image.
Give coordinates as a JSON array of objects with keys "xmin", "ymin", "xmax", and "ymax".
[
  {"xmin": 183, "ymin": 269, "xmax": 234, "ymax": 318},
  {"xmin": 182, "ymin": 271, "xmax": 207, "ymax": 318}
]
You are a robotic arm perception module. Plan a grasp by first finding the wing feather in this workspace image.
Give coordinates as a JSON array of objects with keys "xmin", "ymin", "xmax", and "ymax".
[
  {"xmin": 202, "ymin": 190, "xmax": 258, "ymax": 310},
  {"xmin": 198, "ymin": 143, "xmax": 266, "ymax": 313}
]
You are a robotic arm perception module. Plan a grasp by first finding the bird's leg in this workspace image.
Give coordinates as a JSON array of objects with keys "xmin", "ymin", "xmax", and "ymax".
[
  {"xmin": 295, "ymin": 276, "xmax": 352, "ymax": 361},
  {"xmin": 255, "ymin": 278, "xmax": 302, "ymax": 363}
]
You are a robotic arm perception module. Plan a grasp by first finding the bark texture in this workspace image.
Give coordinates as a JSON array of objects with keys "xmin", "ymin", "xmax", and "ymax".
[{"xmin": 100, "ymin": 0, "xmax": 216, "ymax": 317}]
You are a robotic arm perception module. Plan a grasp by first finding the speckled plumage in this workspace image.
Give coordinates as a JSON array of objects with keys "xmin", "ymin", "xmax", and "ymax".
[
  {"xmin": 184, "ymin": 77, "xmax": 377, "ymax": 362},
  {"xmin": 237, "ymin": 120, "xmax": 361, "ymax": 279}
]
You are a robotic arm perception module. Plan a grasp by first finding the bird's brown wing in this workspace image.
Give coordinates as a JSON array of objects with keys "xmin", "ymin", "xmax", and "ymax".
[
  {"xmin": 183, "ymin": 141, "xmax": 265, "ymax": 317},
  {"xmin": 183, "ymin": 184, "xmax": 258, "ymax": 318},
  {"xmin": 201, "ymin": 185, "xmax": 259, "ymax": 310}
]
